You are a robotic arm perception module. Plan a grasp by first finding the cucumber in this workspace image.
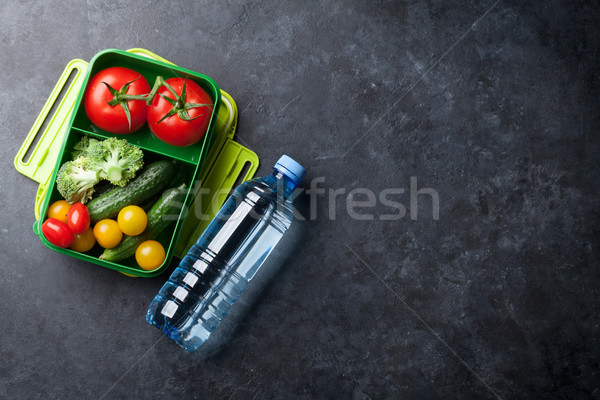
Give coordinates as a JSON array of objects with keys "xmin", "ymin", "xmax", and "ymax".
[
  {"xmin": 93, "ymin": 180, "xmax": 117, "ymax": 197},
  {"xmin": 100, "ymin": 184, "xmax": 188, "ymax": 263},
  {"xmin": 87, "ymin": 160, "xmax": 175, "ymax": 224}
]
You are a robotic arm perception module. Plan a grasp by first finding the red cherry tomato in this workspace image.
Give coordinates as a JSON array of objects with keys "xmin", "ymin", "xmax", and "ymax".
[
  {"xmin": 67, "ymin": 202, "xmax": 91, "ymax": 234},
  {"xmin": 84, "ymin": 67, "xmax": 151, "ymax": 134},
  {"xmin": 42, "ymin": 218, "xmax": 74, "ymax": 248},
  {"xmin": 147, "ymin": 77, "xmax": 213, "ymax": 146}
]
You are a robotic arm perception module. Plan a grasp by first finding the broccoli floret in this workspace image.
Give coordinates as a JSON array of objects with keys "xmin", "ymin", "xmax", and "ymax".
[
  {"xmin": 72, "ymin": 136, "xmax": 101, "ymax": 159},
  {"xmin": 86, "ymin": 137, "xmax": 144, "ymax": 187},
  {"xmin": 56, "ymin": 156, "xmax": 100, "ymax": 204}
]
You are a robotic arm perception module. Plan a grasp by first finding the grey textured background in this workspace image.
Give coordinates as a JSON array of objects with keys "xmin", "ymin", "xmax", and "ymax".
[{"xmin": 1, "ymin": 0, "xmax": 599, "ymax": 399}]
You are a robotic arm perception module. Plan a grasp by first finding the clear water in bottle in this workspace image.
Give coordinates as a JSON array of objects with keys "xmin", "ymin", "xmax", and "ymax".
[{"xmin": 146, "ymin": 155, "xmax": 305, "ymax": 351}]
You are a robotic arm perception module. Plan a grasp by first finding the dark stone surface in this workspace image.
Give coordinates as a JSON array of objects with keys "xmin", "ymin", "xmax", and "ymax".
[{"xmin": 1, "ymin": 0, "xmax": 599, "ymax": 399}]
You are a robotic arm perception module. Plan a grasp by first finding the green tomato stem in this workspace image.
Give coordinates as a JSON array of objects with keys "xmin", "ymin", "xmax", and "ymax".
[
  {"xmin": 144, "ymin": 76, "xmax": 213, "ymax": 124},
  {"xmin": 104, "ymin": 75, "xmax": 212, "ymax": 126}
]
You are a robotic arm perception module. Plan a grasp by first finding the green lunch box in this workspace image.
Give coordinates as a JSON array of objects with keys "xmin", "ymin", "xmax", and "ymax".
[{"xmin": 14, "ymin": 48, "xmax": 259, "ymax": 277}]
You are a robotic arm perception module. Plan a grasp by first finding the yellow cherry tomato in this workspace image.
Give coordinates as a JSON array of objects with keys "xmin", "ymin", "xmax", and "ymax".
[
  {"xmin": 117, "ymin": 205, "xmax": 147, "ymax": 236},
  {"xmin": 93, "ymin": 219, "xmax": 123, "ymax": 249},
  {"xmin": 47, "ymin": 200, "xmax": 71, "ymax": 224},
  {"xmin": 135, "ymin": 240, "xmax": 165, "ymax": 271},
  {"xmin": 70, "ymin": 227, "xmax": 96, "ymax": 253}
]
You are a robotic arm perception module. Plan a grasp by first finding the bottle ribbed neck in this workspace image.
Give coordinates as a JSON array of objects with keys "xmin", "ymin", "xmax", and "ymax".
[{"xmin": 273, "ymin": 170, "xmax": 296, "ymax": 199}]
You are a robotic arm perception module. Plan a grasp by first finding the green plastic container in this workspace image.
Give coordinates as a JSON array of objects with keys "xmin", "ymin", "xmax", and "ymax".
[{"xmin": 14, "ymin": 49, "xmax": 259, "ymax": 277}]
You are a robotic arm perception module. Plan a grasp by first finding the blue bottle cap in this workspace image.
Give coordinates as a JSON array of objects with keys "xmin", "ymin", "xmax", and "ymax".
[{"xmin": 274, "ymin": 155, "xmax": 306, "ymax": 185}]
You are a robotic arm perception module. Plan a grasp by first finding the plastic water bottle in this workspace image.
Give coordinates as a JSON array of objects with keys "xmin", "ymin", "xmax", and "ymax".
[{"xmin": 146, "ymin": 155, "xmax": 305, "ymax": 351}]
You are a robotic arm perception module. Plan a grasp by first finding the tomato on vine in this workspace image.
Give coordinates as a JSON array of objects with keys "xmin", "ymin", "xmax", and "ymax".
[
  {"xmin": 146, "ymin": 77, "xmax": 213, "ymax": 147},
  {"xmin": 84, "ymin": 67, "xmax": 151, "ymax": 134}
]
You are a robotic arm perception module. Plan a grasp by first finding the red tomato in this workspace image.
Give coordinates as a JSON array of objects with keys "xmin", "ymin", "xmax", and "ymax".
[
  {"xmin": 42, "ymin": 218, "xmax": 74, "ymax": 248},
  {"xmin": 67, "ymin": 203, "xmax": 91, "ymax": 234},
  {"xmin": 84, "ymin": 67, "xmax": 150, "ymax": 134},
  {"xmin": 147, "ymin": 77, "xmax": 213, "ymax": 146}
]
